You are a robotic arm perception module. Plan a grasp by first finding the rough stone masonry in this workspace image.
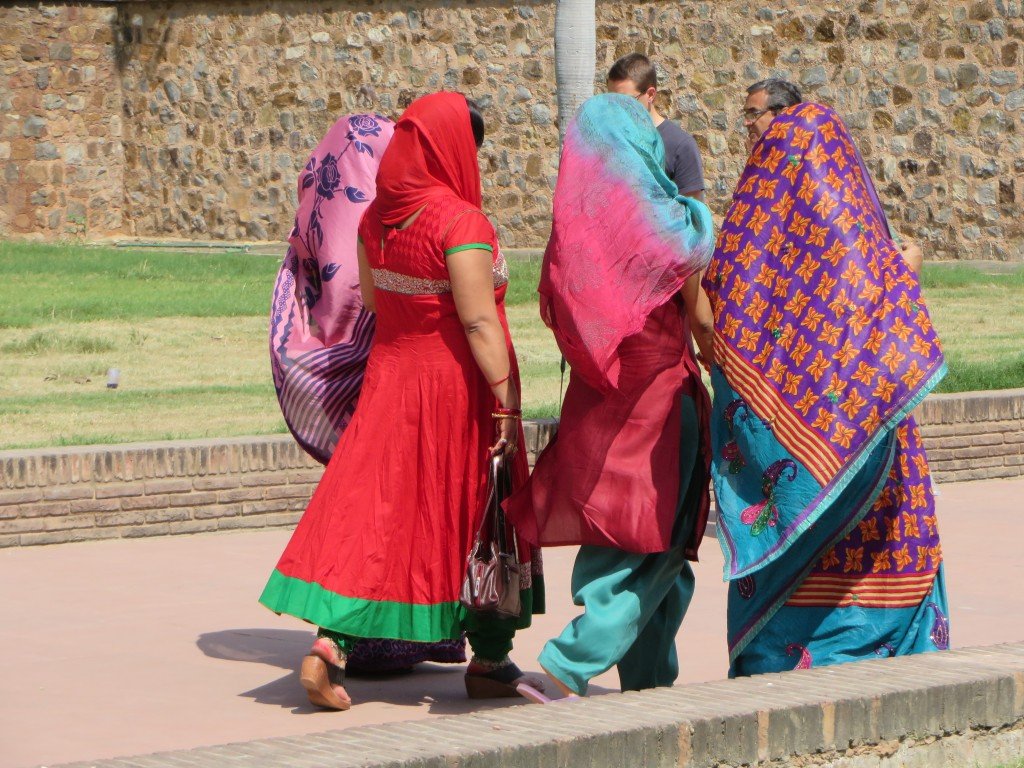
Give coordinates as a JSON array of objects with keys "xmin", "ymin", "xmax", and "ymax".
[{"xmin": 1, "ymin": 0, "xmax": 1022, "ymax": 258}]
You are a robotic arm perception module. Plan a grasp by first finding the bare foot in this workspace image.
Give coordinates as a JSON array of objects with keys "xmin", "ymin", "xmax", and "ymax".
[{"xmin": 541, "ymin": 663, "xmax": 579, "ymax": 699}]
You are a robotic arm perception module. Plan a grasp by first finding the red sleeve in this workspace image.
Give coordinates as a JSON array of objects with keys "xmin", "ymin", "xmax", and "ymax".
[{"xmin": 441, "ymin": 209, "xmax": 497, "ymax": 257}]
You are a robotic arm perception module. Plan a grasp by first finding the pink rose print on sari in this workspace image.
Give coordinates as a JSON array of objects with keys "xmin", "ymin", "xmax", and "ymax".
[
  {"xmin": 294, "ymin": 120, "xmax": 383, "ymax": 309},
  {"xmin": 349, "ymin": 114, "xmax": 385, "ymax": 142},
  {"xmin": 740, "ymin": 459, "xmax": 797, "ymax": 536}
]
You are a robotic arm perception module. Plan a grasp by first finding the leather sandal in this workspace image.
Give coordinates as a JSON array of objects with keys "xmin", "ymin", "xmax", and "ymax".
[
  {"xmin": 300, "ymin": 637, "xmax": 352, "ymax": 711},
  {"xmin": 464, "ymin": 659, "xmax": 539, "ymax": 699}
]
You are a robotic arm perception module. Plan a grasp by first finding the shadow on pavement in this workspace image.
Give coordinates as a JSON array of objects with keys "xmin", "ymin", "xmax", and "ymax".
[{"xmin": 196, "ymin": 628, "xmax": 603, "ymax": 716}]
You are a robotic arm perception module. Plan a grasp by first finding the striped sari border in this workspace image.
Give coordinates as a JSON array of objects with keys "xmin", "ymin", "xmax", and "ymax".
[
  {"xmin": 786, "ymin": 569, "xmax": 938, "ymax": 608},
  {"xmin": 716, "ymin": 335, "xmax": 842, "ymax": 485}
]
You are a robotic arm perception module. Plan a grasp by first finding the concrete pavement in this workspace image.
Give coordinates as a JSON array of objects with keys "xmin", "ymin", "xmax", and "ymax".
[{"xmin": 2, "ymin": 476, "xmax": 1022, "ymax": 768}]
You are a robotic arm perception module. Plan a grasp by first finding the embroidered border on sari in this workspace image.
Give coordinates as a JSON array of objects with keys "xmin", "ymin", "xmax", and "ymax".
[
  {"xmin": 715, "ymin": 335, "xmax": 841, "ymax": 484},
  {"xmin": 717, "ymin": 358, "xmax": 944, "ymax": 582},
  {"xmin": 725, "ymin": 439, "xmax": 894, "ymax": 660},
  {"xmin": 785, "ymin": 569, "xmax": 938, "ymax": 608}
]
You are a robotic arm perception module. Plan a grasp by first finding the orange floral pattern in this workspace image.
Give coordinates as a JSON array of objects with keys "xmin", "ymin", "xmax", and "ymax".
[{"xmin": 704, "ymin": 104, "xmax": 944, "ymax": 487}]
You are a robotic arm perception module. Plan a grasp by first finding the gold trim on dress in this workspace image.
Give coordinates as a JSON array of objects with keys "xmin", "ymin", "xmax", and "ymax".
[{"xmin": 373, "ymin": 255, "xmax": 509, "ymax": 295}]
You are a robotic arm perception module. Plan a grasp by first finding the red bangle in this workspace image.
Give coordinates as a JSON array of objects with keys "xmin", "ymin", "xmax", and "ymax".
[
  {"xmin": 488, "ymin": 374, "xmax": 510, "ymax": 387},
  {"xmin": 493, "ymin": 407, "xmax": 521, "ymax": 416}
]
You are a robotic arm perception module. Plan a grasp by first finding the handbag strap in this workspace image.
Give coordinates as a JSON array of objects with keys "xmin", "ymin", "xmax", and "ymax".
[
  {"xmin": 472, "ymin": 454, "xmax": 504, "ymax": 543},
  {"xmin": 492, "ymin": 454, "xmax": 510, "ymax": 555},
  {"xmin": 471, "ymin": 454, "xmax": 517, "ymax": 558}
]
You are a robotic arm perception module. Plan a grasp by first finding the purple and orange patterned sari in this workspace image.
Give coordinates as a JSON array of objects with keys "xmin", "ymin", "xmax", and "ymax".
[{"xmin": 704, "ymin": 103, "xmax": 950, "ymax": 676}]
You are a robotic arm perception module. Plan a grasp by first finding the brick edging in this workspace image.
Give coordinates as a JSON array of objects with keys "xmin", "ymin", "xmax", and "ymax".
[
  {"xmin": 918, "ymin": 387, "xmax": 1024, "ymax": 423},
  {"xmin": 50, "ymin": 642, "xmax": 1024, "ymax": 768},
  {"xmin": 0, "ymin": 390, "xmax": 1021, "ymax": 547},
  {"xmin": 0, "ymin": 423, "xmax": 557, "ymax": 547}
]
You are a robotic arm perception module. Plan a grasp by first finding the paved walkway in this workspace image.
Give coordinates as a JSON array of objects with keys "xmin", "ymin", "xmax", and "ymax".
[{"xmin": 2, "ymin": 477, "xmax": 1022, "ymax": 768}]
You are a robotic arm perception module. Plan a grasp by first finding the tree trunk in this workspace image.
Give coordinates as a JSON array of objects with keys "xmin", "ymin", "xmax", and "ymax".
[{"xmin": 554, "ymin": 0, "xmax": 596, "ymax": 147}]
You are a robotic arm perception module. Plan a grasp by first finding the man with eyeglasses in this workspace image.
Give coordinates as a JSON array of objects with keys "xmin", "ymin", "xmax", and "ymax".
[
  {"xmin": 741, "ymin": 78, "xmax": 924, "ymax": 270},
  {"xmin": 742, "ymin": 78, "xmax": 804, "ymax": 154},
  {"xmin": 607, "ymin": 53, "xmax": 705, "ymax": 201}
]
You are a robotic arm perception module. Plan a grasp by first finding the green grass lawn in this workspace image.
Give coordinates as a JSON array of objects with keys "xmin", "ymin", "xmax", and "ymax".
[
  {"xmin": 0, "ymin": 242, "xmax": 276, "ymax": 327},
  {"xmin": 919, "ymin": 265, "xmax": 1024, "ymax": 393},
  {"xmin": 0, "ymin": 240, "xmax": 1021, "ymax": 450}
]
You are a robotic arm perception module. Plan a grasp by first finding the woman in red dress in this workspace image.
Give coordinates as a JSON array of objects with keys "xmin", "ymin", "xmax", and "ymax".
[{"xmin": 260, "ymin": 92, "xmax": 543, "ymax": 711}]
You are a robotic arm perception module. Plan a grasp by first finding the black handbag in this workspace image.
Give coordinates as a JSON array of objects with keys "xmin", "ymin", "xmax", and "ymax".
[{"xmin": 460, "ymin": 454, "xmax": 522, "ymax": 619}]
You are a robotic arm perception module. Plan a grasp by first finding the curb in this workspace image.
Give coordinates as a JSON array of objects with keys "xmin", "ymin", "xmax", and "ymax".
[{"xmin": 49, "ymin": 642, "xmax": 1024, "ymax": 768}]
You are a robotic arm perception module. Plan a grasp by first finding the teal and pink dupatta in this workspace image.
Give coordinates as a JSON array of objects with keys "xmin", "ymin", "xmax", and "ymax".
[
  {"xmin": 539, "ymin": 93, "xmax": 714, "ymax": 394},
  {"xmin": 704, "ymin": 104, "xmax": 950, "ymax": 675},
  {"xmin": 508, "ymin": 94, "xmax": 715, "ymax": 557}
]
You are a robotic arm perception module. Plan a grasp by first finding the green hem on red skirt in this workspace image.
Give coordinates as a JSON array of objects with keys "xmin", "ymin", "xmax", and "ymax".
[
  {"xmin": 259, "ymin": 570, "xmax": 468, "ymax": 642},
  {"xmin": 260, "ymin": 570, "xmax": 544, "ymax": 642}
]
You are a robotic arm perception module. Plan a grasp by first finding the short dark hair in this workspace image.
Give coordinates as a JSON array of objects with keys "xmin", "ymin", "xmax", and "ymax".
[
  {"xmin": 747, "ymin": 78, "xmax": 803, "ymax": 112},
  {"xmin": 608, "ymin": 53, "xmax": 657, "ymax": 93},
  {"xmin": 465, "ymin": 97, "xmax": 485, "ymax": 148}
]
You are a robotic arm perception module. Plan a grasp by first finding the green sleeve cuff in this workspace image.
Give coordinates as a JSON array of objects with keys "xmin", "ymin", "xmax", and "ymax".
[{"xmin": 444, "ymin": 242, "xmax": 494, "ymax": 256}]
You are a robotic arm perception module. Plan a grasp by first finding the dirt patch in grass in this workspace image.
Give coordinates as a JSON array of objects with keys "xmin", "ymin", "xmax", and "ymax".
[{"xmin": 0, "ymin": 316, "xmax": 283, "ymax": 449}]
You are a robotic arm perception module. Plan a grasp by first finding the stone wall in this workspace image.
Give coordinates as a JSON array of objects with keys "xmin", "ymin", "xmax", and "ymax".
[
  {"xmin": 0, "ymin": 3, "xmax": 125, "ymax": 237},
  {"xmin": 1, "ymin": 390, "xmax": 1022, "ymax": 548},
  {"xmin": 2, "ymin": 1, "xmax": 1023, "ymax": 252}
]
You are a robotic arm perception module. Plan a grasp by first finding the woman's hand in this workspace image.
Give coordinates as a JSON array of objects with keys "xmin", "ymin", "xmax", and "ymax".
[
  {"xmin": 681, "ymin": 272, "xmax": 715, "ymax": 371},
  {"xmin": 490, "ymin": 416, "xmax": 518, "ymax": 457},
  {"xmin": 899, "ymin": 241, "xmax": 923, "ymax": 274},
  {"xmin": 489, "ymin": 380, "xmax": 520, "ymax": 457},
  {"xmin": 447, "ymin": 245, "xmax": 521, "ymax": 458}
]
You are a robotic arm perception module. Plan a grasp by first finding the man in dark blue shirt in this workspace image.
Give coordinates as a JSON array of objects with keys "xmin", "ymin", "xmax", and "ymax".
[{"xmin": 607, "ymin": 53, "xmax": 705, "ymax": 201}]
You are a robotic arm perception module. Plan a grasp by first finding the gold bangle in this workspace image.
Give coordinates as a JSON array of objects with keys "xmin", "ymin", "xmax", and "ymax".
[{"xmin": 491, "ymin": 412, "xmax": 522, "ymax": 420}]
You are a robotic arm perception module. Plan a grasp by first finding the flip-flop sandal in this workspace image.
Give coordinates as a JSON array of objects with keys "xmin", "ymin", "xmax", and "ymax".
[
  {"xmin": 516, "ymin": 682, "xmax": 581, "ymax": 705},
  {"xmin": 464, "ymin": 661, "xmax": 543, "ymax": 699}
]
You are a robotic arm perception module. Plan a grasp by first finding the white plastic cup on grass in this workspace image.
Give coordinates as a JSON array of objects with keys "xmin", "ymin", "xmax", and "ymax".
[{"xmin": 106, "ymin": 368, "xmax": 120, "ymax": 389}]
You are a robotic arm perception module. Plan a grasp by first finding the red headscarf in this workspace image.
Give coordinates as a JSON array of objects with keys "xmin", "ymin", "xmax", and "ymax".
[{"xmin": 373, "ymin": 92, "xmax": 482, "ymax": 226}]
